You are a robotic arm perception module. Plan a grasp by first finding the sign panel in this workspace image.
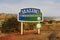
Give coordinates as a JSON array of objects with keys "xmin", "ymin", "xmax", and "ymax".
[
  {"xmin": 36, "ymin": 23, "xmax": 41, "ymax": 29},
  {"xmin": 18, "ymin": 8, "xmax": 43, "ymax": 22}
]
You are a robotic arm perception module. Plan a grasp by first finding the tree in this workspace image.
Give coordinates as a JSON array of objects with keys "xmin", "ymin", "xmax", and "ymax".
[{"xmin": 1, "ymin": 17, "xmax": 19, "ymax": 33}]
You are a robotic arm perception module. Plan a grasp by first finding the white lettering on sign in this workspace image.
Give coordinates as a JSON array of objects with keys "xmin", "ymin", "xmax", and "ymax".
[{"xmin": 21, "ymin": 8, "xmax": 40, "ymax": 14}]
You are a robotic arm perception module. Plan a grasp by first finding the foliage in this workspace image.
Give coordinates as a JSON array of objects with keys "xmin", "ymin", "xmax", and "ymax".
[
  {"xmin": 48, "ymin": 32, "xmax": 56, "ymax": 40},
  {"xmin": 24, "ymin": 23, "xmax": 36, "ymax": 30},
  {"xmin": 48, "ymin": 20, "xmax": 53, "ymax": 24},
  {"xmin": 1, "ymin": 17, "xmax": 19, "ymax": 33}
]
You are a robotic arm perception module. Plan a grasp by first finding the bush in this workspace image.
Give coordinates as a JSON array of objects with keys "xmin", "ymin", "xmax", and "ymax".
[
  {"xmin": 48, "ymin": 32, "xmax": 56, "ymax": 40},
  {"xmin": 1, "ymin": 17, "xmax": 19, "ymax": 33},
  {"xmin": 24, "ymin": 23, "xmax": 35, "ymax": 30}
]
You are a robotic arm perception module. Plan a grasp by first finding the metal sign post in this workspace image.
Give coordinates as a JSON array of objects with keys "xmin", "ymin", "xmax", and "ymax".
[
  {"xmin": 38, "ymin": 28, "xmax": 40, "ymax": 34},
  {"xmin": 21, "ymin": 22, "xmax": 23, "ymax": 35},
  {"xmin": 36, "ymin": 22, "xmax": 41, "ymax": 34}
]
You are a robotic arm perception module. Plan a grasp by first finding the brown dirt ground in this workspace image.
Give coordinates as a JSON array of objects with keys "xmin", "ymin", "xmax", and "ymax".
[{"xmin": 0, "ymin": 30, "xmax": 60, "ymax": 40}]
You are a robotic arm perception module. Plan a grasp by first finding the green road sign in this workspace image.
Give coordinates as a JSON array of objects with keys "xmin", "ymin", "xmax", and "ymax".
[{"xmin": 18, "ymin": 8, "xmax": 43, "ymax": 22}]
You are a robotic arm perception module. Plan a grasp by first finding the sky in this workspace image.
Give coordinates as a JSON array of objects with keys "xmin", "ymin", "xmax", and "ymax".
[{"xmin": 0, "ymin": 0, "xmax": 60, "ymax": 17}]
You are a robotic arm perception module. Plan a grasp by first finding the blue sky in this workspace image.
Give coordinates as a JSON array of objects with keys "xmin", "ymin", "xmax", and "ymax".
[{"xmin": 0, "ymin": 0, "xmax": 60, "ymax": 17}]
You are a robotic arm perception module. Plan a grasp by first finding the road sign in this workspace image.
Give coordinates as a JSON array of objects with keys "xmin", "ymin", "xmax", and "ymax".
[
  {"xmin": 36, "ymin": 23, "xmax": 41, "ymax": 29},
  {"xmin": 36, "ymin": 23, "xmax": 42, "ymax": 34},
  {"xmin": 18, "ymin": 8, "xmax": 43, "ymax": 22}
]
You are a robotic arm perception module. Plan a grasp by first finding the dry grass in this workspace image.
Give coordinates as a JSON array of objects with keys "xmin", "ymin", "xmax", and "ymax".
[{"xmin": 0, "ymin": 21, "xmax": 60, "ymax": 40}]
